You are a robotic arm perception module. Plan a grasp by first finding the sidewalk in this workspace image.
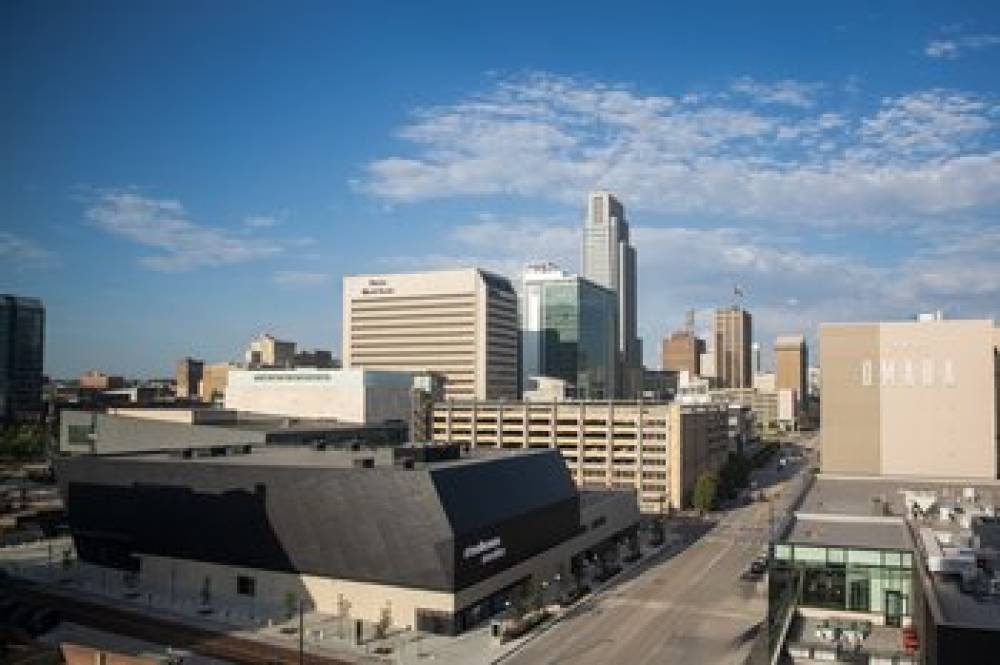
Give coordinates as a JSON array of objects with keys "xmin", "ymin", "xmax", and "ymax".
[{"xmin": 0, "ymin": 526, "xmax": 693, "ymax": 665}]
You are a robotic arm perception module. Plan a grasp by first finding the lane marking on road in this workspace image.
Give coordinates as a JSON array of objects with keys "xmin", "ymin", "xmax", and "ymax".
[{"xmin": 601, "ymin": 596, "xmax": 762, "ymax": 621}]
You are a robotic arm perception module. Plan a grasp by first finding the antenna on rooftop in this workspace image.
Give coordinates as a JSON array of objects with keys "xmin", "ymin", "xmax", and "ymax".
[{"xmin": 732, "ymin": 284, "xmax": 746, "ymax": 309}]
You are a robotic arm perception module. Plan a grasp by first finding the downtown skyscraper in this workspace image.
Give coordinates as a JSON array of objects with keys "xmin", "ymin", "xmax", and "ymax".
[
  {"xmin": 714, "ymin": 306, "xmax": 752, "ymax": 389},
  {"xmin": 1, "ymin": 294, "xmax": 45, "ymax": 424},
  {"xmin": 582, "ymin": 191, "xmax": 642, "ymax": 397}
]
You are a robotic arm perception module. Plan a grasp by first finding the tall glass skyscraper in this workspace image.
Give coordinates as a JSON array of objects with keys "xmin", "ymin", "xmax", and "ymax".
[
  {"xmin": 0, "ymin": 295, "xmax": 45, "ymax": 424},
  {"xmin": 520, "ymin": 264, "xmax": 617, "ymax": 399},
  {"xmin": 582, "ymin": 191, "xmax": 641, "ymax": 397}
]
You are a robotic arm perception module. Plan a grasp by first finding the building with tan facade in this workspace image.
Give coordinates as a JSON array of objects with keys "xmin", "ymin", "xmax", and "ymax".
[
  {"xmin": 431, "ymin": 400, "xmax": 729, "ymax": 512},
  {"xmin": 820, "ymin": 316, "xmax": 1000, "ymax": 479},
  {"xmin": 775, "ymin": 334, "xmax": 808, "ymax": 405},
  {"xmin": 199, "ymin": 362, "xmax": 233, "ymax": 404},
  {"xmin": 174, "ymin": 357, "xmax": 203, "ymax": 400},
  {"xmin": 343, "ymin": 269, "xmax": 519, "ymax": 401},
  {"xmin": 662, "ymin": 330, "xmax": 705, "ymax": 376},
  {"xmin": 714, "ymin": 307, "xmax": 752, "ymax": 388},
  {"xmin": 79, "ymin": 371, "xmax": 125, "ymax": 391},
  {"xmin": 245, "ymin": 333, "xmax": 296, "ymax": 369}
]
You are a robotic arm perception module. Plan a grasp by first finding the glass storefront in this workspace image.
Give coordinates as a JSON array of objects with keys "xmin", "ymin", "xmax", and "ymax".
[{"xmin": 771, "ymin": 542, "xmax": 913, "ymax": 618}]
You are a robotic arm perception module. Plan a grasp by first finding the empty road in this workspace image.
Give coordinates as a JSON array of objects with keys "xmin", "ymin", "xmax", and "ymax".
[{"xmin": 505, "ymin": 434, "xmax": 817, "ymax": 665}]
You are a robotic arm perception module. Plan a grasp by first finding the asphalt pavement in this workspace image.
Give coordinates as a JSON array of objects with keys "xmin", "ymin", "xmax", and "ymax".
[{"xmin": 504, "ymin": 433, "xmax": 819, "ymax": 665}]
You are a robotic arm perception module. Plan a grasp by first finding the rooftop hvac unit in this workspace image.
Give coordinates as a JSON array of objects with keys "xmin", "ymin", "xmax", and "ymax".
[{"xmin": 990, "ymin": 578, "xmax": 1000, "ymax": 596}]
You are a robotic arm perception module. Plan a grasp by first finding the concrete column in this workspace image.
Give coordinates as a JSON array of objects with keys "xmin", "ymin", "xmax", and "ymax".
[
  {"xmin": 606, "ymin": 400, "xmax": 614, "ymax": 489},
  {"xmin": 471, "ymin": 399, "xmax": 478, "ymax": 449},
  {"xmin": 523, "ymin": 402, "xmax": 530, "ymax": 447},
  {"xmin": 496, "ymin": 402, "xmax": 503, "ymax": 449},
  {"xmin": 550, "ymin": 401, "xmax": 557, "ymax": 449},
  {"xmin": 636, "ymin": 396, "xmax": 644, "ymax": 495}
]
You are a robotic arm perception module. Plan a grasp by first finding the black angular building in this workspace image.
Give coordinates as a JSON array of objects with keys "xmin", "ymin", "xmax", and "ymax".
[{"xmin": 55, "ymin": 444, "xmax": 639, "ymax": 634}]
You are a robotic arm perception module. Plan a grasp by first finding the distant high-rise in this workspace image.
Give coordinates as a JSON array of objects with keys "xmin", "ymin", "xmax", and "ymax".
[
  {"xmin": 775, "ymin": 335, "xmax": 807, "ymax": 403},
  {"xmin": 175, "ymin": 357, "xmax": 204, "ymax": 400},
  {"xmin": 343, "ymin": 269, "xmax": 518, "ymax": 401},
  {"xmin": 246, "ymin": 333, "xmax": 296, "ymax": 369},
  {"xmin": 582, "ymin": 191, "xmax": 641, "ymax": 397},
  {"xmin": 751, "ymin": 342, "xmax": 761, "ymax": 376},
  {"xmin": 714, "ymin": 307, "xmax": 752, "ymax": 388},
  {"xmin": 0, "ymin": 295, "xmax": 45, "ymax": 424},
  {"xmin": 520, "ymin": 263, "xmax": 617, "ymax": 399},
  {"xmin": 662, "ymin": 331, "xmax": 704, "ymax": 376}
]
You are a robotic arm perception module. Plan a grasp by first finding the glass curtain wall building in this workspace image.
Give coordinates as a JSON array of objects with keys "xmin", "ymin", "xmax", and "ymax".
[
  {"xmin": 520, "ymin": 264, "xmax": 617, "ymax": 400},
  {"xmin": 770, "ymin": 541, "xmax": 914, "ymax": 626},
  {"xmin": 1, "ymin": 295, "xmax": 45, "ymax": 424}
]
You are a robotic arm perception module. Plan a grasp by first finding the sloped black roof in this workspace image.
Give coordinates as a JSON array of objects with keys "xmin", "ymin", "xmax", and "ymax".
[{"xmin": 55, "ymin": 448, "xmax": 580, "ymax": 592}]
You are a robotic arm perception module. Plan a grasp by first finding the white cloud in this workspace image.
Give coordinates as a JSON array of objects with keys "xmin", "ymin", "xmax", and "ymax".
[
  {"xmin": 86, "ymin": 191, "xmax": 282, "ymax": 272},
  {"xmin": 730, "ymin": 77, "xmax": 822, "ymax": 108},
  {"xmin": 389, "ymin": 216, "xmax": 1000, "ymax": 366},
  {"xmin": 0, "ymin": 231, "xmax": 55, "ymax": 269},
  {"xmin": 856, "ymin": 91, "xmax": 993, "ymax": 160},
  {"xmin": 361, "ymin": 73, "xmax": 1000, "ymax": 225},
  {"xmin": 273, "ymin": 270, "xmax": 330, "ymax": 286},
  {"xmin": 926, "ymin": 34, "xmax": 1000, "ymax": 59},
  {"xmin": 244, "ymin": 215, "xmax": 279, "ymax": 229}
]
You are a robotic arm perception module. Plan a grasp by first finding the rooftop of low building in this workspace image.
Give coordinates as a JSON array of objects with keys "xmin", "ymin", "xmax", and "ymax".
[{"xmin": 95, "ymin": 443, "xmax": 554, "ymax": 472}]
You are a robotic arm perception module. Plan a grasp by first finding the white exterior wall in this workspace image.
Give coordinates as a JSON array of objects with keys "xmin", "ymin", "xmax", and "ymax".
[
  {"xmin": 224, "ymin": 368, "xmax": 413, "ymax": 424},
  {"xmin": 134, "ymin": 556, "xmax": 453, "ymax": 630},
  {"xmin": 778, "ymin": 388, "xmax": 797, "ymax": 426}
]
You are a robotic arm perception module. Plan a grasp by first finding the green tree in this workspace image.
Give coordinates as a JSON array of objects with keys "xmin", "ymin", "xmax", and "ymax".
[
  {"xmin": 692, "ymin": 471, "xmax": 719, "ymax": 513},
  {"xmin": 512, "ymin": 576, "xmax": 543, "ymax": 618},
  {"xmin": 0, "ymin": 424, "xmax": 47, "ymax": 461}
]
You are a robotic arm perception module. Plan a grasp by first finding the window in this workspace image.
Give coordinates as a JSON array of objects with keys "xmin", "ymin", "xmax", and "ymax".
[
  {"xmin": 848, "ymin": 549, "xmax": 881, "ymax": 566},
  {"xmin": 237, "ymin": 575, "xmax": 256, "ymax": 597}
]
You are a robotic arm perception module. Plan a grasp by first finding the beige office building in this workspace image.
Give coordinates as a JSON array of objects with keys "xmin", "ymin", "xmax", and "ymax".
[
  {"xmin": 199, "ymin": 362, "xmax": 232, "ymax": 404},
  {"xmin": 820, "ymin": 317, "xmax": 1000, "ymax": 479},
  {"xmin": 343, "ymin": 269, "xmax": 518, "ymax": 401},
  {"xmin": 662, "ymin": 331, "xmax": 704, "ymax": 376},
  {"xmin": 712, "ymin": 387, "xmax": 781, "ymax": 436},
  {"xmin": 175, "ymin": 357, "xmax": 203, "ymax": 400},
  {"xmin": 715, "ymin": 307, "xmax": 752, "ymax": 389},
  {"xmin": 246, "ymin": 333, "xmax": 296, "ymax": 369},
  {"xmin": 431, "ymin": 400, "xmax": 728, "ymax": 512},
  {"xmin": 775, "ymin": 334, "xmax": 807, "ymax": 404}
]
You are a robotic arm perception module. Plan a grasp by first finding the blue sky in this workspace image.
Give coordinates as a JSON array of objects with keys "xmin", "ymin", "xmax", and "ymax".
[{"xmin": 2, "ymin": 1, "xmax": 999, "ymax": 378}]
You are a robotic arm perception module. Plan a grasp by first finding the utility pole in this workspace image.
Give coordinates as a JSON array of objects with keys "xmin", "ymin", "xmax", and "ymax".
[{"xmin": 299, "ymin": 599, "xmax": 305, "ymax": 665}]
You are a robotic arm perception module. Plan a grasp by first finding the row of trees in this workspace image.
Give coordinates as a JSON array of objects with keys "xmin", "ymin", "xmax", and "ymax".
[{"xmin": 692, "ymin": 452, "xmax": 754, "ymax": 513}]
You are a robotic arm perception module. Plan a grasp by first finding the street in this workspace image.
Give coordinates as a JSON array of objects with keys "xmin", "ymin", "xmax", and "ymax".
[{"xmin": 504, "ymin": 433, "xmax": 818, "ymax": 665}]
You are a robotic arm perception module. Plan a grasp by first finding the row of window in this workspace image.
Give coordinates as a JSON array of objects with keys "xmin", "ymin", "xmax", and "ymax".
[{"xmin": 773, "ymin": 544, "xmax": 913, "ymax": 569}]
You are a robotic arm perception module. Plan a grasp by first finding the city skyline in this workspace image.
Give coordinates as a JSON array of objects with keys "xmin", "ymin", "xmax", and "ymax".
[{"xmin": 3, "ymin": 2, "xmax": 999, "ymax": 378}]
